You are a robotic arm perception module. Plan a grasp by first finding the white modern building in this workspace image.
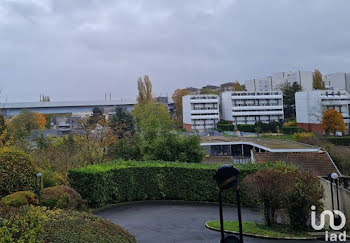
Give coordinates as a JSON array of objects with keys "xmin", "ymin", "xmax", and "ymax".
[
  {"xmin": 245, "ymin": 77, "xmax": 273, "ymax": 92},
  {"xmin": 323, "ymin": 73, "xmax": 350, "ymax": 92},
  {"xmin": 220, "ymin": 91, "xmax": 284, "ymax": 125},
  {"xmin": 245, "ymin": 71, "xmax": 313, "ymax": 92},
  {"xmin": 295, "ymin": 89, "xmax": 350, "ymax": 134},
  {"xmin": 182, "ymin": 95, "xmax": 220, "ymax": 132}
]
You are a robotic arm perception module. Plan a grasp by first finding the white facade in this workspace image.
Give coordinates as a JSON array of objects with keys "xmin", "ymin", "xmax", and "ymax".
[
  {"xmin": 295, "ymin": 90, "xmax": 350, "ymax": 133},
  {"xmin": 221, "ymin": 91, "xmax": 284, "ymax": 125},
  {"xmin": 323, "ymin": 73, "xmax": 350, "ymax": 92},
  {"xmin": 182, "ymin": 95, "xmax": 219, "ymax": 132},
  {"xmin": 245, "ymin": 77, "xmax": 273, "ymax": 92},
  {"xmin": 245, "ymin": 71, "xmax": 313, "ymax": 92}
]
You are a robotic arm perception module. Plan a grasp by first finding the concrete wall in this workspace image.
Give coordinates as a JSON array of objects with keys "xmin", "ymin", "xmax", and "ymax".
[
  {"xmin": 319, "ymin": 178, "xmax": 350, "ymax": 228},
  {"xmin": 295, "ymin": 91, "xmax": 323, "ymax": 124},
  {"xmin": 220, "ymin": 92, "xmax": 234, "ymax": 121},
  {"xmin": 245, "ymin": 77, "xmax": 273, "ymax": 92},
  {"xmin": 182, "ymin": 95, "xmax": 192, "ymax": 125}
]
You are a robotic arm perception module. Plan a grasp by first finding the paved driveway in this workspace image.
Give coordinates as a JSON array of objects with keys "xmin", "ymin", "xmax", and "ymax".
[{"xmin": 96, "ymin": 201, "xmax": 325, "ymax": 243}]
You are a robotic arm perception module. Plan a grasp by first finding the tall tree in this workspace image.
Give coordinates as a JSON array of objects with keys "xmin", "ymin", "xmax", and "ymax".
[
  {"xmin": 313, "ymin": 69, "xmax": 325, "ymax": 90},
  {"xmin": 11, "ymin": 110, "xmax": 41, "ymax": 139},
  {"xmin": 322, "ymin": 109, "xmax": 346, "ymax": 135},
  {"xmin": 88, "ymin": 107, "xmax": 104, "ymax": 125},
  {"xmin": 137, "ymin": 75, "xmax": 153, "ymax": 104},
  {"xmin": 280, "ymin": 82, "xmax": 302, "ymax": 120},
  {"xmin": 33, "ymin": 112, "xmax": 46, "ymax": 130},
  {"xmin": 0, "ymin": 114, "xmax": 5, "ymax": 136},
  {"xmin": 132, "ymin": 101, "xmax": 172, "ymax": 138},
  {"xmin": 109, "ymin": 107, "xmax": 135, "ymax": 139},
  {"xmin": 172, "ymin": 89, "xmax": 190, "ymax": 125}
]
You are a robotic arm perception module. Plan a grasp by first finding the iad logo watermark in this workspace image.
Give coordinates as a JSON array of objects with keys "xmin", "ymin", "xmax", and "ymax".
[{"xmin": 311, "ymin": 205, "xmax": 347, "ymax": 241}]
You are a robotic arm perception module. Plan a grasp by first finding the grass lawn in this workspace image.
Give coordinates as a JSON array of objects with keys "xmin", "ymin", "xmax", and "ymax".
[
  {"xmin": 206, "ymin": 221, "xmax": 313, "ymax": 239},
  {"xmin": 259, "ymin": 134, "xmax": 295, "ymax": 142}
]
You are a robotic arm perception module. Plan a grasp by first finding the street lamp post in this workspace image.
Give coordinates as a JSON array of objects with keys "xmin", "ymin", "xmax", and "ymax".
[
  {"xmin": 329, "ymin": 172, "xmax": 341, "ymax": 226},
  {"xmin": 35, "ymin": 172, "xmax": 43, "ymax": 198},
  {"xmin": 213, "ymin": 164, "xmax": 243, "ymax": 243}
]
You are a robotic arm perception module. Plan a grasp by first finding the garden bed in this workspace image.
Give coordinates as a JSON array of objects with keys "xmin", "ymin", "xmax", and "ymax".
[{"xmin": 205, "ymin": 220, "xmax": 315, "ymax": 240}]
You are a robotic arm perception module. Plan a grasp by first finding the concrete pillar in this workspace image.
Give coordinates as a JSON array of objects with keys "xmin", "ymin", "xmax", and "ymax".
[{"xmin": 241, "ymin": 144, "xmax": 244, "ymax": 155}]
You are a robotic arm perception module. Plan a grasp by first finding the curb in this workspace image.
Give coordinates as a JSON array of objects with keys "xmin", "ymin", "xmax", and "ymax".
[
  {"xmin": 91, "ymin": 200, "xmax": 249, "ymax": 213},
  {"xmin": 205, "ymin": 222, "xmax": 317, "ymax": 241}
]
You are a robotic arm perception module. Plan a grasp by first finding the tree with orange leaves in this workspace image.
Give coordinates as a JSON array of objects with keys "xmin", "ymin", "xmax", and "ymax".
[
  {"xmin": 321, "ymin": 109, "xmax": 346, "ymax": 135},
  {"xmin": 34, "ymin": 112, "xmax": 46, "ymax": 130}
]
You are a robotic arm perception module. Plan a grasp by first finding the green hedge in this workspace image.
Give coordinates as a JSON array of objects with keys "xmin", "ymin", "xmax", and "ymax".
[
  {"xmin": 237, "ymin": 124, "xmax": 255, "ymax": 132},
  {"xmin": 68, "ymin": 161, "xmax": 262, "ymax": 208},
  {"xmin": 282, "ymin": 126, "xmax": 304, "ymax": 135},
  {"xmin": 217, "ymin": 123, "xmax": 235, "ymax": 132},
  {"xmin": 326, "ymin": 136, "xmax": 350, "ymax": 146}
]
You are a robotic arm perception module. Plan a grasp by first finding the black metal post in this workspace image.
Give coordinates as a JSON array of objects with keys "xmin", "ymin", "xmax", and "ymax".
[
  {"xmin": 236, "ymin": 189, "xmax": 243, "ymax": 243},
  {"xmin": 335, "ymin": 179, "xmax": 340, "ymax": 211},
  {"xmin": 334, "ymin": 178, "xmax": 341, "ymax": 226},
  {"xmin": 218, "ymin": 191, "xmax": 225, "ymax": 241},
  {"xmin": 330, "ymin": 178, "xmax": 335, "ymax": 212}
]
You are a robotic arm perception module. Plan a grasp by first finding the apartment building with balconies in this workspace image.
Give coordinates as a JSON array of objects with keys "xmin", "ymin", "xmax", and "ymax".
[
  {"xmin": 182, "ymin": 95, "xmax": 220, "ymax": 132},
  {"xmin": 220, "ymin": 91, "xmax": 284, "ymax": 125},
  {"xmin": 296, "ymin": 89, "xmax": 350, "ymax": 134},
  {"xmin": 245, "ymin": 71, "xmax": 313, "ymax": 92},
  {"xmin": 323, "ymin": 73, "xmax": 350, "ymax": 92}
]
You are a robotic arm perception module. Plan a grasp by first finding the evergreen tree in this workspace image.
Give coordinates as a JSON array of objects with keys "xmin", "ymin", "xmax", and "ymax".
[{"xmin": 280, "ymin": 82, "xmax": 302, "ymax": 119}]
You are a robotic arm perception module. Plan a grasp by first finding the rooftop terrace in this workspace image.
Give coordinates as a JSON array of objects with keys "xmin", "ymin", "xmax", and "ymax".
[{"xmin": 200, "ymin": 136, "xmax": 320, "ymax": 152}]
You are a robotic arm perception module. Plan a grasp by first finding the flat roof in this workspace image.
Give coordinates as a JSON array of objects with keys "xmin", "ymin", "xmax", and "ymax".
[
  {"xmin": 200, "ymin": 136, "xmax": 320, "ymax": 152},
  {"xmin": 1, "ymin": 99, "xmax": 137, "ymax": 109}
]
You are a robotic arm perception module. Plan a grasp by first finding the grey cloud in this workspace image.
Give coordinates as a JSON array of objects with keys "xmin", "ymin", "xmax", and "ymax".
[{"xmin": 0, "ymin": 0, "xmax": 350, "ymax": 102}]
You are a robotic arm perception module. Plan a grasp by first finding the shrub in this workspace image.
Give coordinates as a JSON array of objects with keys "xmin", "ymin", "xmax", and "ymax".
[
  {"xmin": 43, "ymin": 210, "xmax": 136, "ymax": 243},
  {"xmin": 293, "ymin": 132, "xmax": 316, "ymax": 141},
  {"xmin": 69, "ymin": 160, "xmax": 263, "ymax": 208},
  {"xmin": 0, "ymin": 206, "xmax": 136, "ymax": 243},
  {"xmin": 255, "ymin": 121, "xmax": 281, "ymax": 133},
  {"xmin": 243, "ymin": 167, "xmax": 323, "ymax": 229},
  {"xmin": 326, "ymin": 136, "xmax": 350, "ymax": 146},
  {"xmin": 42, "ymin": 169, "xmax": 68, "ymax": 188},
  {"xmin": 282, "ymin": 126, "xmax": 303, "ymax": 135},
  {"xmin": 217, "ymin": 122, "xmax": 234, "ymax": 132},
  {"xmin": 323, "ymin": 144, "xmax": 350, "ymax": 175},
  {"xmin": 283, "ymin": 120, "xmax": 297, "ymax": 127},
  {"xmin": 0, "ymin": 205, "xmax": 50, "ymax": 242},
  {"xmin": 286, "ymin": 170, "xmax": 323, "ymax": 230},
  {"xmin": 141, "ymin": 133, "xmax": 204, "ymax": 163},
  {"xmin": 39, "ymin": 185, "xmax": 85, "ymax": 210},
  {"xmin": 242, "ymin": 167, "xmax": 295, "ymax": 226},
  {"xmin": 0, "ymin": 191, "xmax": 38, "ymax": 207},
  {"xmin": 237, "ymin": 124, "xmax": 255, "ymax": 132},
  {"xmin": 0, "ymin": 147, "xmax": 38, "ymax": 198}
]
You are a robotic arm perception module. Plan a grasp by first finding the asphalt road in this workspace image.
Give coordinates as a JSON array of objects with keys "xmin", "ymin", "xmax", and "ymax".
[{"xmin": 96, "ymin": 201, "xmax": 329, "ymax": 243}]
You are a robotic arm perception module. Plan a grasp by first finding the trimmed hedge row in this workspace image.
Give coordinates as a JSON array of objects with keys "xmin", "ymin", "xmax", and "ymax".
[
  {"xmin": 68, "ymin": 161, "xmax": 262, "ymax": 208},
  {"xmin": 326, "ymin": 136, "xmax": 350, "ymax": 146},
  {"xmin": 217, "ymin": 123, "xmax": 235, "ymax": 132},
  {"xmin": 282, "ymin": 126, "xmax": 304, "ymax": 135}
]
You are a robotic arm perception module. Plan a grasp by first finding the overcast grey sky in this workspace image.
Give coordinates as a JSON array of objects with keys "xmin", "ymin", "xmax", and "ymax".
[{"xmin": 1, "ymin": 0, "xmax": 349, "ymax": 102}]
